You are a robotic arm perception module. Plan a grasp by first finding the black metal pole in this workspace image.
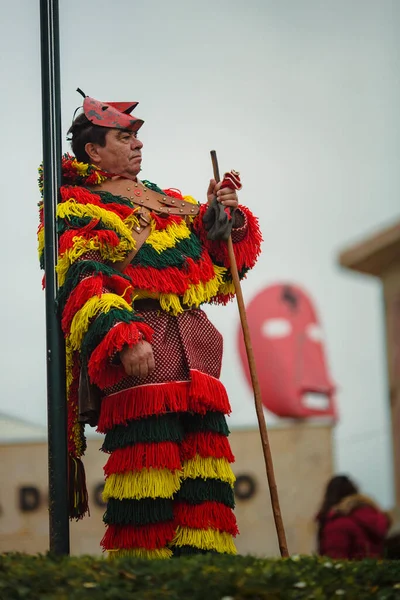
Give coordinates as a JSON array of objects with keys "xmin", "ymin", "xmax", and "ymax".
[{"xmin": 40, "ymin": 0, "xmax": 70, "ymax": 555}]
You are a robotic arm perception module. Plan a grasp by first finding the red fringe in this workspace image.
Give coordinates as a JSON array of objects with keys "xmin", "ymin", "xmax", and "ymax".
[
  {"xmin": 189, "ymin": 370, "xmax": 231, "ymax": 415},
  {"xmin": 101, "ymin": 521, "xmax": 176, "ymax": 550},
  {"xmin": 97, "ymin": 371, "xmax": 231, "ymax": 432},
  {"xmin": 103, "ymin": 274, "xmax": 134, "ymax": 303},
  {"xmin": 193, "ymin": 203, "xmax": 263, "ymax": 271},
  {"xmin": 61, "ymin": 185, "xmax": 135, "ymax": 221},
  {"xmin": 174, "ymin": 501, "xmax": 238, "ymax": 536},
  {"xmin": 61, "ymin": 275, "xmax": 103, "ymax": 334},
  {"xmin": 125, "ymin": 249, "xmax": 216, "ymax": 296},
  {"xmin": 210, "ymin": 292, "xmax": 235, "ymax": 306},
  {"xmin": 88, "ymin": 321, "xmax": 154, "ymax": 389},
  {"xmin": 104, "ymin": 442, "xmax": 182, "ymax": 475},
  {"xmin": 59, "ymin": 228, "xmax": 121, "ymax": 255},
  {"xmin": 162, "ymin": 188, "xmax": 184, "ymax": 199},
  {"xmin": 180, "ymin": 432, "xmax": 234, "ymax": 463},
  {"xmin": 151, "ymin": 212, "xmax": 183, "ymax": 231},
  {"xmin": 97, "ymin": 381, "xmax": 190, "ymax": 432}
]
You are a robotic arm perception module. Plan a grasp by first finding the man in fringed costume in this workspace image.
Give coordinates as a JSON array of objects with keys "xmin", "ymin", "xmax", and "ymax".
[{"xmin": 37, "ymin": 92, "xmax": 262, "ymax": 558}]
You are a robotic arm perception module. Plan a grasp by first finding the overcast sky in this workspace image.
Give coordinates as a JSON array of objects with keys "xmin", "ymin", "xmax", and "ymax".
[{"xmin": 0, "ymin": 0, "xmax": 399, "ymax": 508}]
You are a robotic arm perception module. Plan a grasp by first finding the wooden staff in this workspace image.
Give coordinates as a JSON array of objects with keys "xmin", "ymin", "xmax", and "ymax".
[{"xmin": 210, "ymin": 150, "xmax": 289, "ymax": 558}]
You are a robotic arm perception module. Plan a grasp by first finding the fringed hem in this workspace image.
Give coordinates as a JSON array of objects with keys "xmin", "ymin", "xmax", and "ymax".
[
  {"xmin": 180, "ymin": 432, "xmax": 234, "ymax": 462},
  {"xmin": 172, "ymin": 526, "xmax": 236, "ymax": 554},
  {"xmin": 101, "ymin": 414, "xmax": 184, "ymax": 452},
  {"xmin": 174, "ymin": 501, "xmax": 238, "ymax": 536},
  {"xmin": 104, "ymin": 498, "xmax": 174, "ymax": 526},
  {"xmin": 177, "ymin": 478, "xmax": 235, "ymax": 508},
  {"xmin": 190, "ymin": 370, "xmax": 231, "ymax": 415},
  {"xmin": 103, "ymin": 468, "xmax": 182, "ymax": 501},
  {"xmin": 104, "ymin": 442, "xmax": 181, "ymax": 475},
  {"xmin": 101, "ymin": 521, "xmax": 175, "ymax": 551},
  {"xmin": 182, "ymin": 456, "xmax": 236, "ymax": 487},
  {"xmin": 98, "ymin": 381, "xmax": 189, "ymax": 432},
  {"xmin": 97, "ymin": 371, "xmax": 230, "ymax": 432}
]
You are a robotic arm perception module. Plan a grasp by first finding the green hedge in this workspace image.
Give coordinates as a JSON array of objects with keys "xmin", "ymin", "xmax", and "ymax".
[{"xmin": 0, "ymin": 553, "xmax": 399, "ymax": 599}]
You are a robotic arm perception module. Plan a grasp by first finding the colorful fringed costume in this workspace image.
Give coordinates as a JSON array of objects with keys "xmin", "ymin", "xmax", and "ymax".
[{"xmin": 38, "ymin": 155, "xmax": 262, "ymax": 558}]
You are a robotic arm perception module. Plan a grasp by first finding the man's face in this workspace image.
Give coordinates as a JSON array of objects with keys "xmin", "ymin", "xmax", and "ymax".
[{"xmin": 89, "ymin": 128, "xmax": 143, "ymax": 179}]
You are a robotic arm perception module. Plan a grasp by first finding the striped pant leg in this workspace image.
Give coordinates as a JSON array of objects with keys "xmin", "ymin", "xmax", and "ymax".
[
  {"xmin": 171, "ymin": 411, "xmax": 238, "ymax": 556},
  {"xmin": 101, "ymin": 413, "xmax": 184, "ymax": 559}
]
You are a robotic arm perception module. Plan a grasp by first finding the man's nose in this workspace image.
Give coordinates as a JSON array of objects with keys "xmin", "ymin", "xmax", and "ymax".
[{"xmin": 131, "ymin": 137, "xmax": 143, "ymax": 149}]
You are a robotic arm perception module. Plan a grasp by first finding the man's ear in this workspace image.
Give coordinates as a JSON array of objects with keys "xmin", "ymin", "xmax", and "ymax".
[{"xmin": 85, "ymin": 142, "xmax": 101, "ymax": 164}]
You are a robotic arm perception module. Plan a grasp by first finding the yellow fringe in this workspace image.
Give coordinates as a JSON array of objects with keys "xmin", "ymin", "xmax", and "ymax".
[
  {"xmin": 71, "ymin": 160, "xmax": 109, "ymax": 185},
  {"xmin": 172, "ymin": 527, "xmax": 237, "ymax": 554},
  {"xmin": 71, "ymin": 159, "xmax": 89, "ymax": 176},
  {"xmin": 134, "ymin": 290, "xmax": 160, "ymax": 301},
  {"xmin": 146, "ymin": 219, "xmax": 190, "ymax": 253},
  {"xmin": 37, "ymin": 226, "xmax": 45, "ymax": 259},
  {"xmin": 56, "ymin": 236, "xmax": 133, "ymax": 286},
  {"xmin": 183, "ymin": 264, "xmax": 227, "ymax": 307},
  {"xmin": 68, "ymin": 293, "xmax": 133, "ymax": 351},
  {"xmin": 183, "ymin": 196, "xmax": 200, "ymax": 225},
  {"xmin": 182, "ymin": 195, "xmax": 198, "ymax": 205},
  {"xmin": 182, "ymin": 456, "xmax": 236, "ymax": 487},
  {"xmin": 152, "ymin": 263, "xmax": 227, "ymax": 316},
  {"xmin": 218, "ymin": 280, "xmax": 236, "ymax": 296},
  {"xmin": 159, "ymin": 293, "xmax": 185, "ymax": 315},
  {"xmin": 103, "ymin": 468, "xmax": 183, "ymax": 501},
  {"xmin": 108, "ymin": 548, "xmax": 173, "ymax": 560},
  {"xmin": 57, "ymin": 200, "xmax": 137, "ymax": 246}
]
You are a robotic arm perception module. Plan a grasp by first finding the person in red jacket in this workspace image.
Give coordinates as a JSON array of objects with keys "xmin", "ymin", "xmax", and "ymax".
[{"xmin": 316, "ymin": 475, "xmax": 391, "ymax": 559}]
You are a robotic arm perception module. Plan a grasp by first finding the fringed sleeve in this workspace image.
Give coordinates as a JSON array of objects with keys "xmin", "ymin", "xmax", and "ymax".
[
  {"xmin": 38, "ymin": 183, "xmax": 154, "ymax": 520},
  {"xmin": 57, "ymin": 185, "xmax": 154, "ymax": 391},
  {"xmin": 192, "ymin": 203, "xmax": 263, "ymax": 304}
]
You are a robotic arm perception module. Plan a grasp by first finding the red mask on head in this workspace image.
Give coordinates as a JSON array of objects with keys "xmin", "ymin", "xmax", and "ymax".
[
  {"xmin": 237, "ymin": 283, "xmax": 337, "ymax": 419},
  {"xmin": 78, "ymin": 90, "xmax": 144, "ymax": 132}
]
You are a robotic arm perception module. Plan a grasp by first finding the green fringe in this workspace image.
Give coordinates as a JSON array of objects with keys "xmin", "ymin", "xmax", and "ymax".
[
  {"xmin": 141, "ymin": 180, "xmax": 166, "ymax": 195},
  {"xmin": 180, "ymin": 412, "xmax": 230, "ymax": 436},
  {"xmin": 221, "ymin": 265, "xmax": 249, "ymax": 283},
  {"xmin": 133, "ymin": 233, "xmax": 202, "ymax": 269},
  {"xmin": 134, "ymin": 244, "xmax": 186, "ymax": 269},
  {"xmin": 104, "ymin": 497, "xmax": 174, "ymax": 526},
  {"xmin": 58, "ymin": 260, "xmax": 131, "ymax": 311},
  {"xmin": 57, "ymin": 215, "xmax": 113, "ymax": 234},
  {"xmin": 81, "ymin": 308, "xmax": 143, "ymax": 359},
  {"xmin": 98, "ymin": 191, "xmax": 137, "ymax": 208},
  {"xmin": 171, "ymin": 546, "xmax": 219, "ymax": 557},
  {"xmin": 177, "ymin": 478, "xmax": 235, "ymax": 508},
  {"xmin": 102, "ymin": 414, "xmax": 184, "ymax": 452}
]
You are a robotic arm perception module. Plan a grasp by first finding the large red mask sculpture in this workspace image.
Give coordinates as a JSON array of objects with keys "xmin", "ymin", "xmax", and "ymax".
[{"xmin": 238, "ymin": 283, "xmax": 337, "ymax": 419}]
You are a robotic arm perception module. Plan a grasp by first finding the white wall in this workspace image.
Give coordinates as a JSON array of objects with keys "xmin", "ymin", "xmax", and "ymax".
[{"xmin": 0, "ymin": 0, "xmax": 398, "ymax": 508}]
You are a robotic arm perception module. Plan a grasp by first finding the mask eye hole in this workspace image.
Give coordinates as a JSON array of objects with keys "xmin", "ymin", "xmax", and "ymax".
[
  {"xmin": 306, "ymin": 323, "xmax": 323, "ymax": 342},
  {"xmin": 262, "ymin": 318, "xmax": 292, "ymax": 338}
]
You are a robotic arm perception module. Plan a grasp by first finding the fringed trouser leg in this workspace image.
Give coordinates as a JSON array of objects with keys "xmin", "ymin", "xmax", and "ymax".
[
  {"xmin": 171, "ymin": 410, "xmax": 238, "ymax": 556},
  {"xmin": 100, "ymin": 413, "xmax": 184, "ymax": 559}
]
